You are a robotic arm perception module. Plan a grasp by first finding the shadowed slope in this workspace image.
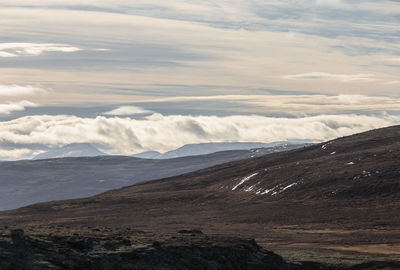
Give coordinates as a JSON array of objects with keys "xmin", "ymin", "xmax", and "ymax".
[{"xmin": 0, "ymin": 144, "xmax": 304, "ymax": 210}]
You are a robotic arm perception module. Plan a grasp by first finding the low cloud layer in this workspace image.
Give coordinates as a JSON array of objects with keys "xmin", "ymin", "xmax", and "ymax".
[
  {"xmin": 1, "ymin": 113, "xmax": 399, "ymax": 160},
  {"xmin": 0, "ymin": 43, "xmax": 81, "ymax": 57}
]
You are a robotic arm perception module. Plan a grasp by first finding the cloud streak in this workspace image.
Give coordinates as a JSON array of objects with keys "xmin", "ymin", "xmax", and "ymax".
[
  {"xmin": 283, "ymin": 72, "xmax": 378, "ymax": 82},
  {"xmin": 0, "ymin": 85, "xmax": 46, "ymax": 96},
  {"xmin": 0, "ymin": 113, "xmax": 399, "ymax": 159},
  {"xmin": 136, "ymin": 94, "xmax": 400, "ymax": 115},
  {"xmin": 0, "ymin": 43, "xmax": 81, "ymax": 57},
  {"xmin": 0, "ymin": 5, "xmax": 399, "ymax": 97}
]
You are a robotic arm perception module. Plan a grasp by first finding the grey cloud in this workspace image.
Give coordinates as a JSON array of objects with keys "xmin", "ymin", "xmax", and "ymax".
[{"xmin": 0, "ymin": 42, "xmax": 211, "ymax": 71}]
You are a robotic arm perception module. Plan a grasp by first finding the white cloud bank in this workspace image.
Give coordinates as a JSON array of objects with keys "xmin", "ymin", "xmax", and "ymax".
[
  {"xmin": 0, "ymin": 43, "xmax": 81, "ymax": 57},
  {"xmin": 283, "ymin": 72, "xmax": 377, "ymax": 82},
  {"xmin": 0, "ymin": 85, "xmax": 46, "ymax": 96},
  {"xmin": 1, "ymin": 113, "xmax": 399, "ymax": 159},
  {"xmin": 103, "ymin": 106, "xmax": 153, "ymax": 116},
  {"xmin": 0, "ymin": 148, "xmax": 32, "ymax": 160},
  {"xmin": 0, "ymin": 101, "xmax": 38, "ymax": 115}
]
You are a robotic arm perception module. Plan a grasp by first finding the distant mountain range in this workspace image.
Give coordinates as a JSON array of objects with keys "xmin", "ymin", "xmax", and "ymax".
[
  {"xmin": 133, "ymin": 141, "xmax": 309, "ymax": 159},
  {"xmin": 32, "ymin": 141, "xmax": 309, "ymax": 160},
  {"xmin": 0, "ymin": 143, "xmax": 307, "ymax": 210},
  {"xmin": 34, "ymin": 143, "xmax": 106, "ymax": 160}
]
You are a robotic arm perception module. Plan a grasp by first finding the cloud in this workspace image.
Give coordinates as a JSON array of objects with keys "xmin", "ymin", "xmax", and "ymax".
[
  {"xmin": 0, "ymin": 6, "xmax": 399, "ymax": 97},
  {"xmin": 384, "ymin": 80, "xmax": 400, "ymax": 85},
  {"xmin": 316, "ymin": 0, "xmax": 345, "ymax": 8},
  {"xmin": 0, "ymin": 148, "xmax": 32, "ymax": 160},
  {"xmin": 103, "ymin": 106, "xmax": 153, "ymax": 116},
  {"xmin": 0, "ymin": 43, "xmax": 81, "ymax": 57},
  {"xmin": 283, "ymin": 72, "xmax": 378, "ymax": 82},
  {"xmin": 93, "ymin": 48, "xmax": 111, "ymax": 51},
  {"xmin": 336, "ymin": 94, "xmax": 372, "ymax": 105},
  {"xmin": 0, "ymin": 101, "xmax": 38, "ymax": 115},
  {"xmin": 0, "ymin": 85, "xmax": 46, "ymax": 96},
  {"xmin": 0, "ymin": 51, "xmax": 17, "ymax": 57},
  {"xmin": 138, "ymin": 94, "xmax": 400, "ymax": 115},
  {"xmin": 0, "ymin": 113, "xmax": 399, "ymax": 159}
]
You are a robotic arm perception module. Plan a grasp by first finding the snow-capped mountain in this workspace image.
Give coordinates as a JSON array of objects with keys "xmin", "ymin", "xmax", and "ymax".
[
  {"xmin": 132, "ymin": 141, "xmax": 306, "ymax": 159},
  {"xmin": 33, "ymin": 143, "xmax": 106, "ymax": 160}
]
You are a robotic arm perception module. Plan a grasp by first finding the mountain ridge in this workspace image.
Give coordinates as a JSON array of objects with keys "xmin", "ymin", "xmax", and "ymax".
[{"xmin": 132, "ymin": 141, "xmax": 306, "ymax": 159}]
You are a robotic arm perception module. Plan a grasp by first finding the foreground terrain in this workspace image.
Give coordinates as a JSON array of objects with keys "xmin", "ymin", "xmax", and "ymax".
[
  {"xmin": 1, "ymin": 126, "xmax": 400, "ymax": 265},
  {"xmin": 1, "ymin": 226, "xmax": 399, "ymax": 269}
]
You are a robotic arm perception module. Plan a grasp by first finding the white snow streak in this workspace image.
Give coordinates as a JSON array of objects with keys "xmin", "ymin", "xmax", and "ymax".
[
  {"xmin": 232, "ymin": 173, "xmax": 259, "ymax": 191},
  {"xmin": 281, "ymin": 182, "xmax": 298, "ymax": 192}
]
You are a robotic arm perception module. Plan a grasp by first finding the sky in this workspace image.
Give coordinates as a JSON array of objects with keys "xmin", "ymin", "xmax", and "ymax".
[{"xmin": 0, "ymin": 0, "xmax": 400, "ymax": 159}]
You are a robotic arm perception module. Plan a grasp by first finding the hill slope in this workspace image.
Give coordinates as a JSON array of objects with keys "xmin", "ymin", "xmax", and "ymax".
[
  {"xmin": 1, "ymin": 125, "xmax": 400, "ymax": 263},
  {"xmin": 0, "ymin": 144, "xmax": 305, "ymax": 210}
]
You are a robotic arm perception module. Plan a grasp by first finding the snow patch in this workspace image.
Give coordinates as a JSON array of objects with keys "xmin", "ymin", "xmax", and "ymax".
[
  {"xmin": 281, "ymin": 182, "xmax": 298, "ymax": 191},
  {"xmin": 363, "ymin": 170, "xmax": 371, "ymax": 177},
  {"xmin": 261, "ymin": 187, "xmax": 276, "ymax": 195},
  {"xmin": 244, "ymin": 185, "xmax": 256, "ymax": 192},
  {"xmin": 263, "ymin": 182, "xmax": 298, "ymax": 196},
  {"xmin": 330, "ymin": 151, "xmax": 336, "ymax": 155},
  {"xmin": 346, "ymin": 162, "xmax": 355, "ymax": 165},
  {"xmin": 232, "ymin": 173, "xmax": 259, "ymax": 191},
  {"xmin": 321, "ymin": 141, "xmax": 333, "ymax": 150}
]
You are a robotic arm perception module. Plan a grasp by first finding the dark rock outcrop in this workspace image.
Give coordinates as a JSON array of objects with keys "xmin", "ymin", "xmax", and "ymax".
[{"xmin": 0, "ymin": 228, "xmax": 399, "ymax": 270}]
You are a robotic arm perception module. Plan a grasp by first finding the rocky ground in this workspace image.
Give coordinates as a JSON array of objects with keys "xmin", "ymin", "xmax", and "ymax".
[{"xmin": 1, "ymin": 226, "xmax": 400, "ymax": 270}]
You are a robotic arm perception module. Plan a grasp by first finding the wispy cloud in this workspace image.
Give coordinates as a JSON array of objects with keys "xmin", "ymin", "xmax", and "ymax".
[
  {"xmin": 283, "ymin": 72, "xmax": 377, "ymax": 82},
  {"xmin": 137, "ymin": 94, "xmax": 400, "ymax": 115},
  {"xmin": 0, "ymin": 101, "xmax": 38, "ymax": 115},
  {"xmin": 336, "ymin": 94, "xmax": 372, "ymax": 105},
  {"xmin": 384, "ymin": 80, "xmax": 400, "ymax": 85},
  {"xmin": 0, "ymin": 85, "xmax": 46, "ymax": 96},
  {"xmin": 0, "ymin": 5, "xmax": 398, "ymax": 97},
  {"xmin": 0, "ymin": 43, "xmax": 81, "ymax": 57},
  {"xmin": 316, "ymin": 0, "xmax": 345, "ymax": 8},
  {"xmin": 103, "ymin": 106, "xmax": 153, "ymax": 116}
]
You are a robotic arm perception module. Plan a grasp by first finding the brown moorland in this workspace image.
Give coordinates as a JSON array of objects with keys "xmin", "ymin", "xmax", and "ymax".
[{"xmin": 1, "ymin": 125, "xmax": 400, "ymax": 265}]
